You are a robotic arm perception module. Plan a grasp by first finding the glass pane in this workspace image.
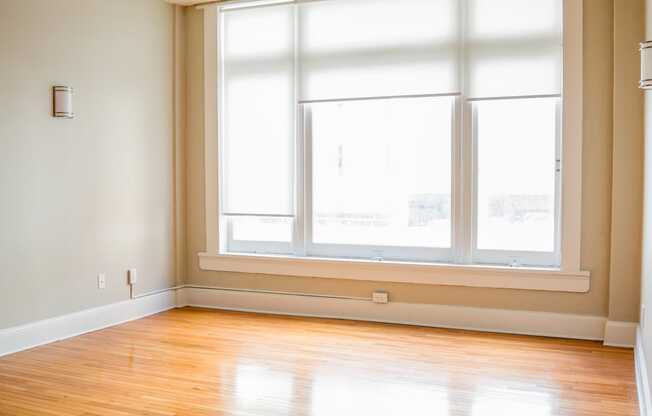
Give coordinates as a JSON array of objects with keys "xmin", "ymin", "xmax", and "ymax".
[
  {"xmin": 222, "ymin": 5, "xmax": 295, "ymax": 216},
  {"xmin": 231, "ymin": 217, "xmax": 293, "ymax": 243},
  {"xmin": 475, "ymin": 98, "xmax": 558, "ymax": 252},
  {"xmin": 310, "ymin": 97, "xmax": 453, "ymax": 248}
]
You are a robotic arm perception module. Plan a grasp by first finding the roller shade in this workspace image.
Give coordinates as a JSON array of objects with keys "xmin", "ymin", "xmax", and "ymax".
[
  {"xmin": 465, "ymin": 0, "xmax": 563, "ymax": 98},
  {"xmin": 218, "ymin": 0, "xmax": 563, "ymax": 216},
  {"xmin": 221, "ymin": 4, "xmax": 295, "ymax": 216},
  {"xmin": 298, "ymin": 0, "xmax": 460, "ymax": 101}
]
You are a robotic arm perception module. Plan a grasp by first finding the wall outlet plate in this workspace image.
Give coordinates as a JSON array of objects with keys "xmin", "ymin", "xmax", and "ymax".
[
  {"xmin": 372, "ymin": 291, "xmax": 389, "ymax": 304},
  {"xmin": 98, "ymin": 273, "xmax": 106, "ymax": 289}
]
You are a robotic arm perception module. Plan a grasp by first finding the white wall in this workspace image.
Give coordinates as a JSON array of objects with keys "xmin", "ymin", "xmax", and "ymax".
[
  {"xmin": 611, "ymin": 0, "xmax": 644, "ymax": 323},
  {"xmin": 640, "ymin": 0, "xmax": 652, "ymax": 391},
  {"xmin": 0, "ymin": 0, "xmax": 177, "ymax": 328}
]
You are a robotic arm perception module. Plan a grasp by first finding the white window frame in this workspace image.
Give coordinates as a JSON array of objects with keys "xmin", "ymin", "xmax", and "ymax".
[
  {"xmin": 468, "ymin": 96, "xmax": 563, "ymax": 268},
  {"xmin": 199, "ymin": 0, "xmax": 589, "ymax": 292},
  {"xmin": 225, "ymin": 215, "xmax": 295, "ymax": 255},
  {"xmin": 300, "ymin": 96, "xmax": 457, "ymax": 264}
]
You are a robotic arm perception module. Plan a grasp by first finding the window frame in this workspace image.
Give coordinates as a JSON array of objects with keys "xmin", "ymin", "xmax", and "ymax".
[
  {"xmin": 226, "ymin": 96, "xmax": 458, "ymax": 263},
  {"xmin": 468, "ymin": 96, "xmax": 563, "ymax": 268},
  {"xmin": 301, "ymin": 97, "xmax": 457, "ymax": 263},
  {"xmin": 226, "ymin": 215, "xmax": 295, "ymax": 255},
  {"xmin": 200, "ymin": 0, "xmax": 588, "ymax": 292}
]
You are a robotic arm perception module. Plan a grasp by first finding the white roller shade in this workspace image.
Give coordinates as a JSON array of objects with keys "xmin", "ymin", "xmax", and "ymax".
[
  {"xmin": 298, "ymin": 0, "xmax": 460, "ymax": 101},
  {"xmin": 218, "ymin": 0, "xmax": 564, "ymax": 217},
  {"xmin": 221, "ymin": 4, "xmax": 295, "ymax": 216},
  {"xmin": 465, "ymin": 0, "xmax": 563, "ymax": 98}
]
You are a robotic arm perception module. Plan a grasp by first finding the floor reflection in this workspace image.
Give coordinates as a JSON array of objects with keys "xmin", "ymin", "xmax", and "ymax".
[
  {"xmin": 471, "ymin": 388, "xmax": 552, "ymax": 416},
  {"xmin": 229, "ymin": 362, "xmax": 558, "ymax": 416},
  {"xmin": 310, "ymin": 370, "xmax": 449, "ymax": 416},
  {"xmin": 234, "ymin": 364, "xmax": 295, "ymax": 415}
]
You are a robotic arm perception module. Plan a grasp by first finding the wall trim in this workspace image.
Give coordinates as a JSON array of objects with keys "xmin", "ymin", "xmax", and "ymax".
[
  {"xmin": 0, "ymin": 290, "xmax": 177, "ymax": 358},
  {"xmin": 179, "ymin": 286, "xmax": 607, "ymax": 341},
  {"xmin": 199, "ymin": 253, "xmax": 590, "ymax": 292},
  {"xmin": 604, "ymin": 320, "xmax": 638, "ymax": 347},
  {"xmin": 636, "ymin": 326, "xmax": 651, "ymax": 416}
]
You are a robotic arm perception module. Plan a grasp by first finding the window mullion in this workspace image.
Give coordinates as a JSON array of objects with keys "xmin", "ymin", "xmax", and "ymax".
[
  {"xmin": 302, "ymin": 106, "xmax": 314, "ymax": 256},
  {"xmin": 452, "ymin": 97, "xmax": 464, "ymax": 264},
  {"xmin": 454, "ymin": 0, "xmax": 471, "ymax": 265},
  {"xmin": 293, "ymin": 105, "xmax": 306, "ymax": 257},
  {"xmin": 292, "ymin": 3, "xmax": 305, "ymax": 257},
  {"xmin": 457, "ymin": 99, "xmax": 475, "ymax": 264},
  {"xmin": 554, "ymin": 98, "xmax": 563, "ymax": 266}
]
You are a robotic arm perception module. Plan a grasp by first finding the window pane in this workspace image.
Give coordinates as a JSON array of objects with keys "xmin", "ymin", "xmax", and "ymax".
[
  {"xmin": 231, "ymin": 217, "xmax": 293, "ymax": 243},
  {"xmin": 311, "ymin": 97, "xmax": 453, "ymax": 248},
  {"xmin": 475, "ymin": 98, "xmax": 557, "ymax": 252}
]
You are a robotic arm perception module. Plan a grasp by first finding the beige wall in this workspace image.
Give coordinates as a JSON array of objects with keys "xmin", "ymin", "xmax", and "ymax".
[
  {"xmin": 0, "ymin": 0, "xmax": 177, "ymax": 328},
  {"xmin": 1, "ymin": 0, "xmax": 642, "ymax": 331},
  {"xmin": 184, "ymin": 1, "xmax": 629, "ymax": 316},
  {"xmin": 611, "ymin": 0, "xmax": 645, "ymax": 323}
]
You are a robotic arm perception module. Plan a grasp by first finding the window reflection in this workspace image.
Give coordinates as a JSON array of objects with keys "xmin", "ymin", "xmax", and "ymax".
[
  {"xmin": 472, "ymin": 388, "xmax": 552, "ymax": 416},
  {"xmin": 234, "ymin": 364, "xmax": 295, "ymax": 416},
  {"xmin": 310, "ymin": 371, "xmax": 449, "ymax": 416}
]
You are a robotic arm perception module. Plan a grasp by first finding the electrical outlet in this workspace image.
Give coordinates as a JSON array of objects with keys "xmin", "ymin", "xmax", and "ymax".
[
  {"xmin": 97, "ymin": 273, "xmax": 106, "ymax": 289},
  {"xmin": 372, "ymin": 291, "xmax": 389, "ymax": 304},
  {"xmin": 128, "ymin": 268, "xmax": 137, "ymax": 285}
]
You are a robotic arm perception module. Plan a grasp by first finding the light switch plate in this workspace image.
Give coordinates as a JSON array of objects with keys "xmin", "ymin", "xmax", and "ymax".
[{"xmin": 98, "ymin": 273, "xmax": 106, "ymax": 289}]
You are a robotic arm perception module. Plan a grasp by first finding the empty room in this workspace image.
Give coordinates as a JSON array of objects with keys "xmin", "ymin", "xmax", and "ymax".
[{"xmin": 2, "ymin": 0, "xmax": 652, "ymax": 415}]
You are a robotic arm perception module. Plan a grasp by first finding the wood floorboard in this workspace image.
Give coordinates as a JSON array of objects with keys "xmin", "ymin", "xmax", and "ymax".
[{"xmin": 0, "ymin": 307, "xmax": 639, "ymax": 415}]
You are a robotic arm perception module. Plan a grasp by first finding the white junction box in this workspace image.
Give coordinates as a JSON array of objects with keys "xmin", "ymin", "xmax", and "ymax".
[
  {"xmin": 372, "ymin": 291, "xmax": 389, "ymax": 304},
  {"xmin": 128, "ymin": 269, "xmax": 138, "ymax": 285}
]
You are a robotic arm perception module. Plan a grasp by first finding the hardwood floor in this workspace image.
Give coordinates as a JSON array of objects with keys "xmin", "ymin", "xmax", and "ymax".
[{"xmin": 0, "ymin": 307, "xmax": 638, "ymax": 416}]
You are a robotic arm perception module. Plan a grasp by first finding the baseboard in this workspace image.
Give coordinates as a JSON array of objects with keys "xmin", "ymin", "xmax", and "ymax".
[
  {"xmin": 0, "ymin": 290, "xmax": 177, "ymax": 358},
  {"xmin": 636, "ymin": 326, "xmax": 651, "ymax": 416},
  {"xmin": 0, "ymin": 284, "xmax": 628, "ymax": 359},
  {"xmin": 179, "ymin": 287, "xmax": 607, "ymax": 341},
  {"xmin": 604, "ymin": 320, "xmax": 638, "ymax": 347}
]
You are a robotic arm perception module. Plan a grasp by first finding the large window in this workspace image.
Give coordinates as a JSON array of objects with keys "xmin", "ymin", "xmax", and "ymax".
[{"xmin": 217, "ymin": 0, "xmax": 563, "ymax": 267}]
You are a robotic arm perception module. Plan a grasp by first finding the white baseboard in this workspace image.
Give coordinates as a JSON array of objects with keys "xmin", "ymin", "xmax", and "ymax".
[
  {"xmin": 604, "ymin": 320, "xmax": 638, "ymax": 347},
  {"xmin": 0, "ymin": 285, "xmax": 631, "ymax": 359},
  {"xmin": 636, "ymin": 326, "xmax": 651, "ymax": 416},
  {"xmin": 180, "ymin": 287, "xmax": 607, "ymax": 341},
  {"xmin": 0, "ymin": 290, "xmax": 177, "ymax": 358}
]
